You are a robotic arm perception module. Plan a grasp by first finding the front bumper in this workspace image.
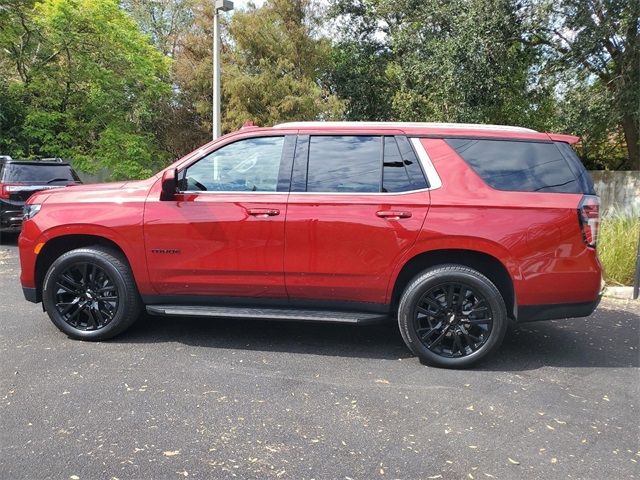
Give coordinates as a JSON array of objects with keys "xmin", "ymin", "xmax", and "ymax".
[{"xmin": 22, "ymin": 286, "xmax": 40, "ymax": 303}]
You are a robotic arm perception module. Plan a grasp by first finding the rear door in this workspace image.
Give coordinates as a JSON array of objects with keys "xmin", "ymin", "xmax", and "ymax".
[
  {"xmin": 283, "ymin": 134, "xmax": 431, "ymax": 306},
  {"xmin": 144, "ymin": 135, "xmax": 296, "ymax": 299}
]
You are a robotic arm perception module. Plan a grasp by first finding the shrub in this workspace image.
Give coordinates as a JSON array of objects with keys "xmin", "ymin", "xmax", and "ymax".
[{"xmin": 598, "ymin": 209, "xmax": 640, "ymax": 286}]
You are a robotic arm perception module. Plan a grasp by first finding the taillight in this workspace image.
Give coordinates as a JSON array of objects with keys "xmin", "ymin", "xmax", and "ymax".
[
  {"xmin": 0, "ymin": 182, "xmax": 22, "ymax": 199},
  {"xmin": 0, "ymin": 183, "xmax": 11, "ymax": 199},
  {"xmin": 578, "ymin": 195, "xmax": 600, "ymax": 248}
]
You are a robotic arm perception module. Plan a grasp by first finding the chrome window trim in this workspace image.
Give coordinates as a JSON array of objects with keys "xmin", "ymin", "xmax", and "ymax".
[
  {"xmin": 178, "ymin": 136, "xmax": 442, "ymax": 196},
  {"xmin": 179, "ymin": 190, "xmax": 284, "ymax": 195},
  {"xmin": 410, "ymin": 137, "xmax": 442, "ymax": 190},
  {"xmin": 287, "ymin": 188, "xmax": 429, "ymax": 196}
]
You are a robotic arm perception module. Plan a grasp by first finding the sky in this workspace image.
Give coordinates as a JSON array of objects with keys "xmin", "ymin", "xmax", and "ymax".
[{"xmin": 233, "ymin": 0, "xmax": 265, "ymax": 9}]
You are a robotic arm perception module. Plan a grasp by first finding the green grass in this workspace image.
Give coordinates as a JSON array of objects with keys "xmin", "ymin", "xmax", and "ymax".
[{"xmin": 598, "ymin": 209, "xmax": 640, "ymax": 286}]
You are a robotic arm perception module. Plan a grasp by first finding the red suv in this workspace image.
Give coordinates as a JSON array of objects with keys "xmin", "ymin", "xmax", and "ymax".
[{"xmin": 18, "ymin": 122, "xmax": 602, "ymax": 368}]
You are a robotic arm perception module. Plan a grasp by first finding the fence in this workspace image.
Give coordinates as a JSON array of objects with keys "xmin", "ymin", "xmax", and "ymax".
[{"xmin": 589, "ymin": 170, "xmax": 640, "ymax": 217}]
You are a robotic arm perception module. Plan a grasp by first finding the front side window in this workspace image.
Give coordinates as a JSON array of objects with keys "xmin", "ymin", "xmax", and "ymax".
[
  {"xmin": 306, "ymin": 136, "xmax": 382, "ymax": 193},
  {"xmin": 183, "ymin": 136, "xmax": 284, "ymax": 192}
]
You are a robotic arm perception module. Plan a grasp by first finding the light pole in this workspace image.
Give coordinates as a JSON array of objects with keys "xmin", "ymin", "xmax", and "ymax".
[{"xmin": 213, "ymin": 0, "xmax": 233, "ymax": 140}]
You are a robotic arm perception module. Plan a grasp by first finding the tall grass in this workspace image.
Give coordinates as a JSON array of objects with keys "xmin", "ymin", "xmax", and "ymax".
[{"xmin": 598, "ymin": 207, "xmax": 640, "ymax": 286}]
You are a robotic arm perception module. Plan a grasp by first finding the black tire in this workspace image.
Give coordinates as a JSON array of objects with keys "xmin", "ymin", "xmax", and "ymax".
[
  {"xmin": 398, "ymin": 264, "xmax": 508, "ymax": 368},
  {"xmin": 42, "ymin": 246, "xmax": 141, "ymax": 340}
]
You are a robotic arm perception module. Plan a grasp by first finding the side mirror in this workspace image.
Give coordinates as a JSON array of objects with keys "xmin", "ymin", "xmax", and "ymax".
[{"xmin": 160, "ymin": 168, "xmax": 179, "ymax": 201}]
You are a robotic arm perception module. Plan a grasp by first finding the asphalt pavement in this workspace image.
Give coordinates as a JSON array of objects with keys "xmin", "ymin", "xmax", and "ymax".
[{"xmin": 1, "ymin": 233, "xmax": 638, "ymax": 479}]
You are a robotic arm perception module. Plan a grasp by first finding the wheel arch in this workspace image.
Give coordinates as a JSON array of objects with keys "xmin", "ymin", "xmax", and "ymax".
[
  {"xmin": 34, "ymin": 234, "xmax": 132, "ymax": 303},
  {"xmin": 390, "ymin": 249, "xmax": 516, "ymax": 319}
]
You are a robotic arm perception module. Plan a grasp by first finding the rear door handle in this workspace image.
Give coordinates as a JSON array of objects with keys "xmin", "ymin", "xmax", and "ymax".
[
  {"xmin": 376, "ymin": 210, "xmax": 412, "ymax": 219},
  {"xmin": 247, "ymin": 208, "xmax": 280, "ymax": 217}
]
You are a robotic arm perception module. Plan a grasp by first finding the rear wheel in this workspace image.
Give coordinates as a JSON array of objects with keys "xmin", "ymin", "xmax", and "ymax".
[
  {"xmin": 398, "ymin": 264, "xmax": 508, "ymax": 368},
  {"xmin": 42, "ymin": 247, "xmax": 141, "ymax": 340}
]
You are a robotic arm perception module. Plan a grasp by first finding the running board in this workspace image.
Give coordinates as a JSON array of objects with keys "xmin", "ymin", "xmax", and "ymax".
[{"xmin": 145, "ymin": 305, "xmax": 388, "ymax": 325}]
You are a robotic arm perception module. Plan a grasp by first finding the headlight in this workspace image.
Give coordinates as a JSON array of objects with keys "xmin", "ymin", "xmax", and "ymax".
[{"xmin": 23, "ymin": 204, "xmax": 42, "ymax": 220}]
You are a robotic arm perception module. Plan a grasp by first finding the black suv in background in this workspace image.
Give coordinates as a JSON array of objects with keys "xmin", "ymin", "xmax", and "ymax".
[{"xmin": 0, "ymin": 157, "xmax": 82, "ymax": 232}]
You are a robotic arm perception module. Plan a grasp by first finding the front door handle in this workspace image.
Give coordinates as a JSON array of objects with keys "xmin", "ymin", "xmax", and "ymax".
[
  {"xmin": 247, "ymin": 208, "xmax": 280, "ymax": 217},
  {"xmin": 376, "ymin": 210, "xmax": 412, "ymax": 219}
]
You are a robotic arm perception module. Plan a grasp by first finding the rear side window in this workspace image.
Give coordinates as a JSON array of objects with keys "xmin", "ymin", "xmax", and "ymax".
[
  {"xmin": 307, "ymin": 136, "xmax": 381, "ymax": 193},
  {"xmin": 554, "ymin": 141, "xmax": 596, "ymax": 195},
  {"xmin": 383, "ymin": 137, "xmax": 413, "ymax": 192},
  {"xmin": 445, "ymin": 138, "xmax": 584, "ymax": 193},
  {"xmin": 3, "ymin": 164, "xmax": 79, "ymax": 183}
]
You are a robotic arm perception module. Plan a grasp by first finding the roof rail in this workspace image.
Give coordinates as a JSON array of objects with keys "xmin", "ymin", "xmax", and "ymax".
[
  {"xmin": 272, "ymin": 121, "xmax": 537, "ymax": 133},
  {"xmin": 37, "ymin": 157, "xmax": 65, "ymax": 163}
]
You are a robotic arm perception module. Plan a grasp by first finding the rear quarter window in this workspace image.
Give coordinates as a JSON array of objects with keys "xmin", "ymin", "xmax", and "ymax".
[{"xmin": 445, "ymin": 138, "xmax": 586, "ymax": 193}]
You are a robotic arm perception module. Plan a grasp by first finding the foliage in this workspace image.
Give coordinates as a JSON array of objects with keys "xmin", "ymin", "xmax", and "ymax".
[
  {"xmin": 554, "ymin": 80, "xmax": 629, "ymax": 170},
  {"xmin": 598, "ymin": 210, "xmax": 640, "ymax": 286},
  {"xmin": 222, "ymin": 0, "xmax": 344, "ymax": 131},
  {"xmin": 1, "ymin": 0, "xmax": 638, "ymax": 176},
  {"xmin": 120, "ymin": 0, "xmax": 192, "ymax": 57},
  {"xmin": 330, "ymin": 0, "xmax": 558, "ymax": 129},
  {"xmin": 329, "ymin": 0, "xmax": 639, "ymax": 169},
  {"xmin": 534, "ymin": 0, "xmax": 639, "ymax": 169},
  {"xmin": 0, "ymin": 0, "xmax": 172, "ymax": 179}
]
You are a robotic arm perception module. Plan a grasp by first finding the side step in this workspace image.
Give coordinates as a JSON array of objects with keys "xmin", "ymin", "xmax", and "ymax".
[{"xmin": 145, "ymin": 305, "xmax": 388, "ymax": 325}]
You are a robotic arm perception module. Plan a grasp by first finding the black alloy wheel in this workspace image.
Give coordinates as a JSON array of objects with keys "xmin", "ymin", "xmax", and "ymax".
[
  {"xmin": 398, "ymin": 264, "xmax": 508, "ymax": 368},
  {"xmin": 42, "ymin": 247, "xmax": 141, "ymax": 340},
  {"xmin": 53, "ymin": 262, "xmax": 119, "ymax": 331},
  {"xmin": 413, "ymin": 282, "xmax": 492, "ymax": 358}
]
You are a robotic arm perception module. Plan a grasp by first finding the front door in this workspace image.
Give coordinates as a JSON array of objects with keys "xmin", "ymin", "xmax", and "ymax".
[
  {"xmin": 284, "ymin": 134, "xmax": 431, "ymax": 306},
  {"xmin": 144, "ymin": 135, "xmax": 295, "ymax": 299}
]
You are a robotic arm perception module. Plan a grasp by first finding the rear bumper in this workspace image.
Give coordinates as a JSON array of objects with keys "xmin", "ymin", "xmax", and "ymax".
[
  {"xmin": 517, "ymin": 295, "xmax": 602, "ymax": 323},
  {"xmin": 0, "ymin": 207, "xmax": 24, "ymax": 231}
]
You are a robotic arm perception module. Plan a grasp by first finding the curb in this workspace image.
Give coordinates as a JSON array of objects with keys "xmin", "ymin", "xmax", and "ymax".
[{"xmin": 603, "ymin": 286, "xmax": 637, "ymax": 300}]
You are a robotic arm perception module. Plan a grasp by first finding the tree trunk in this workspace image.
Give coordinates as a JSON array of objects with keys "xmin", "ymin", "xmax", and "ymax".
[{"xmin": 621, "ymin": 113, "xmax": 640, "ymax": 170}]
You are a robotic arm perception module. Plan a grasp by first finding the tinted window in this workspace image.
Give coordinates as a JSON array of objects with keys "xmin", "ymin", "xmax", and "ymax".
[
  {"xmin": 3, "ymin": 163, "xmax": 78, "ymax": 183},
  {"xmin": 554, "ymin": 141, "xmax": 596, "ymax": 195},
  {"xmin": 383, "ymin": 137, "xmax": 413, "ymax": 192},
  {"xmin": 446, "ymin": 139, "xmax": 582, "ymax": 193},
  {"xmin": 307, "ymin": 136, "xmax": 381, "ymax": 193},
  {"xmin": 184, "ymin": 137, "xmax": 284, "ymax": 192}
]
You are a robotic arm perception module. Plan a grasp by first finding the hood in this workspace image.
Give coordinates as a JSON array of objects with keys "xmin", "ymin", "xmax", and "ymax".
[
  {"xmin": 28, "ymin": 178, "xmax": 156, "ymax": 205},
  {"xmin": 62, "ymin": 180, "xmax": 131, "ymax": 191}
]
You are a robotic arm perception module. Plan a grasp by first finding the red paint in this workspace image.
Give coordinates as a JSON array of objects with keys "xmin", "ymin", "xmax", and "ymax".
[{"xmin": 19, "ymin": 123, "xmax": 602, "ymax": 316}]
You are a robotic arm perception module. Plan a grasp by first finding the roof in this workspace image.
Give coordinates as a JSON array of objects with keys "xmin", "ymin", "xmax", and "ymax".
[{"xmin": 273, "ymin": 121, "xmax": 537, "ymax": 133}]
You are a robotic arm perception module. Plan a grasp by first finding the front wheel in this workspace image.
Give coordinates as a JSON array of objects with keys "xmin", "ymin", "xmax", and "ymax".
[
  {"xmin": 42, "ymin": 247, "xmax": 141, "ymax": 340},
  {"xmin": 398, "ymin": 264, "xmax": 508, "ymax": 368}
]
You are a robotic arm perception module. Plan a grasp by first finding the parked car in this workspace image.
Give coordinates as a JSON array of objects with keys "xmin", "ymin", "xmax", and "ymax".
[
  {"xmin": 1, "ymin": 157, "xmax": 82, "ymax": 232},
  {"xmin": 17, "ymin": 122, "xmax": 602, "ymax": 368}
]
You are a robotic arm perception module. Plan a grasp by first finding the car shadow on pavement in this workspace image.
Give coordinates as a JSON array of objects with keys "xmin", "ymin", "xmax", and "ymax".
[
  {"xmin": 479, "ymin": 310, "xmax": 640, "ymax": 371},
  {"xmin": 117, "ymin": 306, "xmax": 639, "ymax": 370},
  {"xmin": 122, "ymin": 314, "xmax": 414, "ymax": 361}
]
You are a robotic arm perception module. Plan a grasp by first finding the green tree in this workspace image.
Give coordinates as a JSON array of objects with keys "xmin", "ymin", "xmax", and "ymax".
[
  {"xmin": 534, "ymin": 0, "xmax": 639, "ymax": 169},
  {"xmin": 120, "ymin": 0, "xmax": 192, "ymax": 57},
  {"xmin": 330, "ymin": 0, "xmax": 556, "ymax": 128},
  {"xmin": 0, "ymin": 0, "xmax": 172, "ymax": 179},
  {"xmin": 222, "ymin": 0, "xmax": 344, "ymax": 131},
  {"xmin": 172, "ymin": 0, "xmax": 344, "ymax": 140}
]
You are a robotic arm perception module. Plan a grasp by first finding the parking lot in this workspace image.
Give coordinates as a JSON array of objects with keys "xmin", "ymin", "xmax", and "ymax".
[{"xmin": 1, "ymin": 234, "xmax": 638, "ymax": 479}]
